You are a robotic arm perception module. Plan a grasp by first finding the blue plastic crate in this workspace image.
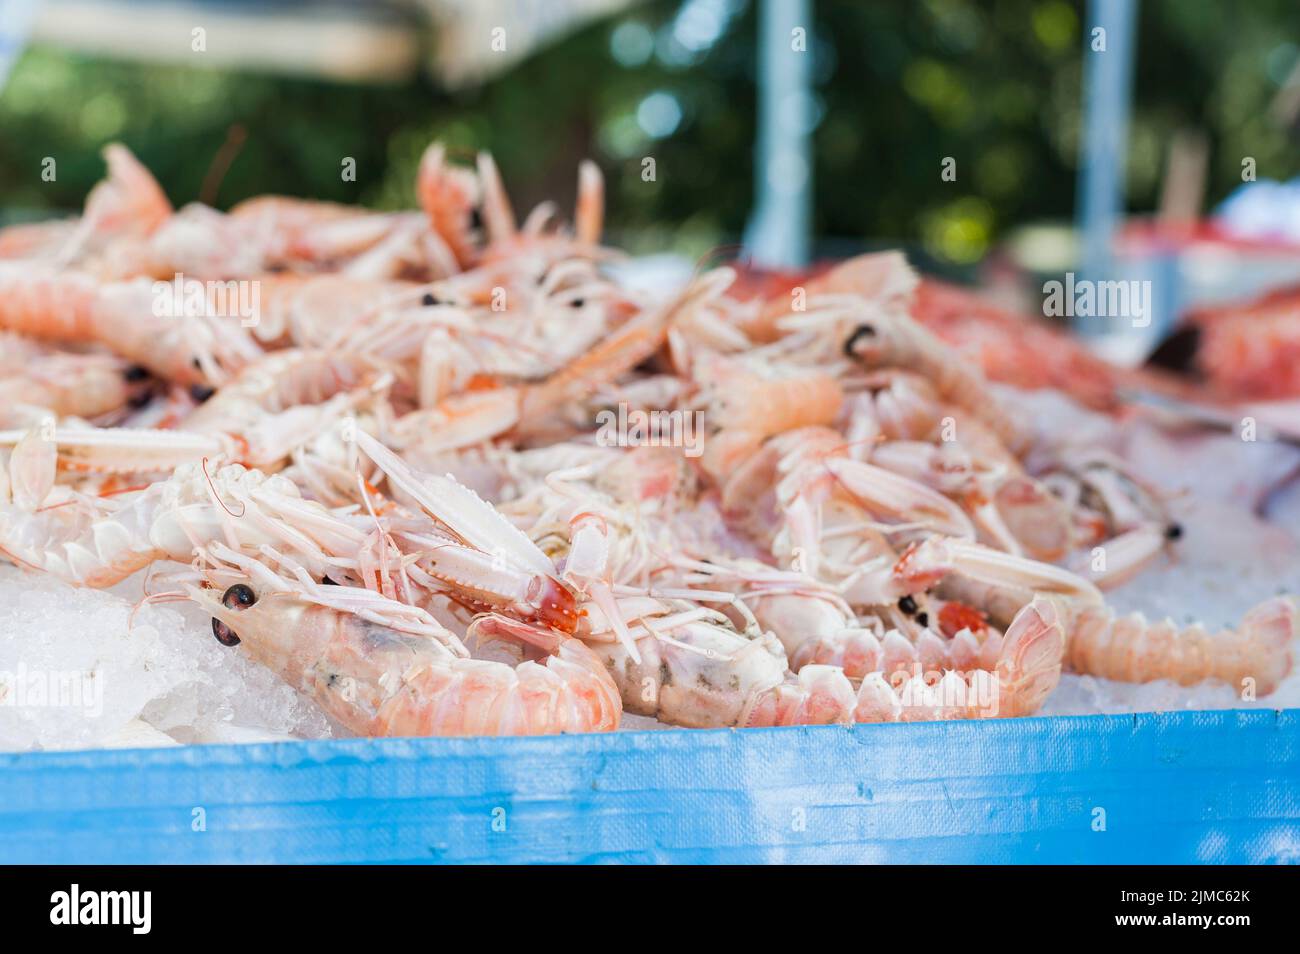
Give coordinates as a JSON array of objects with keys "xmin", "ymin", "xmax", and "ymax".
[{"xmin": 1, "ymin": 709, "xmax": 1296, "ymax": 863}]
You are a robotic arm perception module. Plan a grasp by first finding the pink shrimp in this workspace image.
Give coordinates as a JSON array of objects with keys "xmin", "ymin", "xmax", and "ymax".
[
  {"xmin": 417, "ymin": 143, "xmax": 483, "ymax": 270},
  {"xmin": 0, "ymin": 270, "xmax": 260, "ymax": 386},
  {"xmin": 588, "ymin": 595, "xmax": 1064, "ymax": 727},
  {"xmin": 0, "ymin": 349, "xmax": 149, "ymax": 423},
  {"xmin": 1068, "ymin": 596, "xmax": 1297, "ymax": 696},
  {"xmin": 84, "ymin": 144, "xmax": 172, "ymax": 237},
  {"xmin": 699, "ymin": 358, "xmax": 845, "ymax": 480},
  {"xmin": 192, "ymin": 581, "xmax": 621, "ymax": 737}
]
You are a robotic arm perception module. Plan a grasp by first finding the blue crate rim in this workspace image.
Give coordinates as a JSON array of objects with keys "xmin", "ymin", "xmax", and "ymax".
[
  {"xmin": 2, "ymin": 706, "xmax": 1296, "ymax": 863},
  {"xmin": 3, "ymin": 706, "xmax": 1294, "ymax": 769}
]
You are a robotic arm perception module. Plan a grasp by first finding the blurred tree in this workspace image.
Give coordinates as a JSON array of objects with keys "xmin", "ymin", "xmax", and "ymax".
[{"xmin": 0, "ymin": 0, "xmax": 1295, "ymax": 272}]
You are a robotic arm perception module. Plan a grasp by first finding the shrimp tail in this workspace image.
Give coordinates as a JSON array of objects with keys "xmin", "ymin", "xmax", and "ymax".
[
  {"xmin": 848, "ymin": 596, "xmax": 1064, "ymax": 722},
  {"xmin": 1068, "ymin": 595, "xmax": 1297, "ymax": 696}
]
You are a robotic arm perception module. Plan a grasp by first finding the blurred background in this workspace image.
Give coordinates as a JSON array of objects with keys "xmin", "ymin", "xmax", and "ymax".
[
  {"xmin": 1, "ymin": 0, "xmax": 1299, "ymax": 383},
  {"xmin": 1, "ymin": 0, "xmax": 1296, "ymax": 264}
]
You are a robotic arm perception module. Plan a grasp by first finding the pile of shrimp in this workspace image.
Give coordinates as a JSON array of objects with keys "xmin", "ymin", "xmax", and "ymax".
[
  {"xmin": 729, "ymin": 264, "xmax": 1192, "ymax": 412},
  {"xmin": 0, "ymin": 142, "xmax": 1294, "ymax": 738},
  {"xmin": 1185, "ymin": 285, "xmax": 1300, "ymax": 400}
]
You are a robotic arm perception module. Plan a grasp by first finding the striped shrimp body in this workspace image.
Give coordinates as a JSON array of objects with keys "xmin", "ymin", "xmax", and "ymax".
[
  {"xmin": 190, "ymin": 569, "xmax": 621, "ymax": 737},
  {"xmin": 745, "ymin": 584, "xmax": 917, "ymax": 677},
  {"xmin": 749, "ymin": 595, "xmax": 1064, "ymax": 723},
  {"xmin": 851, "ymin": 597, "xmax": 1066, "ymax": 722},
  {"xmin": 752, "ymin": 587, "xmax": 932, "ymax": 681},
  {"xmin": 0, "ymin": 269, "xmax": 260, "ymax": 387},
  {"xmin": 939, "ymin": 567, "xmax": 1297, "ymax": 696},
  {"xmin": 723, "ymin": 553, "xmax": 1062, "ymax": 717},
  {"xmin": 0, "ymin": 473, "xmax": 237, "ymax": 589},
  {"xmin": 1068, "ymin": 597, "xmax": 1297, "ymax": 696},
  {"xmin": 593, "ymin": 596, "xmax": 1064, "ymax": 727}
]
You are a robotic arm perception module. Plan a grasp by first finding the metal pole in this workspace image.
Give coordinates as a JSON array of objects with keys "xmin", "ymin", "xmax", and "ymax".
[
  {"xmin": 743, "ymin": 0, "xmax": 813, "ymax": 270},
  {"xmin": 1077, "ymin": 0, "xmax": 1138, "ymax": 294}
]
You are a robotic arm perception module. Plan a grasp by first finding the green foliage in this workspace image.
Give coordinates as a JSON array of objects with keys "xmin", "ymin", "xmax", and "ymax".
[{"xmin": 0, "ymin": 0, "xmax": 1295, "ymax": 267}]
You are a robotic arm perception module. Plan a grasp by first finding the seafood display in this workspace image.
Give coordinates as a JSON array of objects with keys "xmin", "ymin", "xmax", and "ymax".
[
  {"xmin": 0, "ymin": 143, "xmax": 1295, "ymax": 740},
  {"xmin": 730, "ymin": 263, "xmax": 1191, "ymax": 412},
  {"xmin": 1184, "ymin": 285, "xmax": 1300, "ymax": 400}
]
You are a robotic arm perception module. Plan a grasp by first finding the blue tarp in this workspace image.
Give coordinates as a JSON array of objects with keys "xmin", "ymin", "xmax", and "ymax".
[{"xmin": 1, "ymin": 709, "xmax": 1297, "ymax": 863}]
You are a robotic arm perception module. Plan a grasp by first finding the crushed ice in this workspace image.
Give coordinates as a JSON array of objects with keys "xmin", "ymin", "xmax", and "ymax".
[{"xmin": 0, "ymin": 565, "xmax": 333, "ymax": 751}]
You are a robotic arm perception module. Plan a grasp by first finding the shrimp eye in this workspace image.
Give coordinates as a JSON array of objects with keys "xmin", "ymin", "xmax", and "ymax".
[
  {"xmin": 212, "ymin": 584, "xmax": 256, "ymax": 647},
  {"xmin": 222, "ymin": 584, "xmax": 257, "ymax": 610},
  {"xmin": 190, "ymin": 384, "xmax": 215, "ymax": 403},
  {"xmin": 844, "ymin": 324, "xmax": 877, "ymax": 357},
  {"xmin": 211, "ymin": 618, "xmax": 241, "ymax": 647}
]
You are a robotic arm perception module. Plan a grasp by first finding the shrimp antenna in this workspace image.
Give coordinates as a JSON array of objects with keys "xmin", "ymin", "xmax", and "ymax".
[
  {"xmin": 201, "ymin": 457, "xmax": 245, "ymax": 517},
  {"xmin": 199, "ymin": 123, "xmax": 248, "ymax": 208},
  {"xmin": 692, "ymin": 242, "xmax": 750, "ymax": 278}
]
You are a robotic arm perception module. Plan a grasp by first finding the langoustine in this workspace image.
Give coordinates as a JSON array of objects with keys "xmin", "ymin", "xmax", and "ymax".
[{"xmin": 0, "ymin": 138, "xmax": 1294, "ymax": 742}]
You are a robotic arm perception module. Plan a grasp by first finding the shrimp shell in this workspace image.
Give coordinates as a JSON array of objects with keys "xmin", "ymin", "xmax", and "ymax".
[
  {"xmin": 197, "ymin": 588, "xmax": 620, "ymax": 736},
  {"xmin": 1068, "ymin": 596, "xmax": 1297, "ymax": 695}
]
